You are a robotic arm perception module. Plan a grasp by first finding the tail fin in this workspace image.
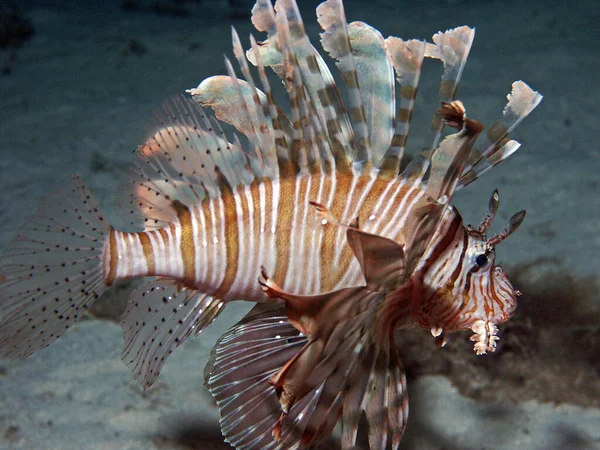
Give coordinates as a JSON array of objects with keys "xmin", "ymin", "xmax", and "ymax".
[{"xmin": 0, "ymin": 175, "xmax": 109, "ymax": 359}]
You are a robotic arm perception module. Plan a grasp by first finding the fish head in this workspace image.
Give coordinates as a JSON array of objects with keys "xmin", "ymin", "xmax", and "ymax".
[
  {"xmin": 420, "ymin": 191, "xmax": 524, "ymax": 354},
  {"xmin": 459, "ymin": 228, "xmax": 519, "ymax": 350}
]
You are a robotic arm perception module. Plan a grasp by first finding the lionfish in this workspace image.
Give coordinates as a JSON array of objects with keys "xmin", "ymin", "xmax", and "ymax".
[{"xmin": 0, "ymin": 0, "xmax": 541, "ymax": 448}]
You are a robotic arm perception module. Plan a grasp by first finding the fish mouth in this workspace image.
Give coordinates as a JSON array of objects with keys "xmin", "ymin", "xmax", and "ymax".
[{"xmin": 492, "ymin": 266, "xmax": 519, "ymax": 320}]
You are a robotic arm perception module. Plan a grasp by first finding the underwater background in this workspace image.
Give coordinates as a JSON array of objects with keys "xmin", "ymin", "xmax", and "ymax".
[{"xmin": 0, "ymin": 0, "xmax": 598, "ymax": 448}]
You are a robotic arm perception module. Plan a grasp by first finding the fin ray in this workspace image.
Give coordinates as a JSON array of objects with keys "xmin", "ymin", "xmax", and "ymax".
[
  {"xmin": 121, "ymin": 277, "xmax": 224, "ymax": 389},
  {"xmin": 205, "ymin": 305, "xmax": 306, "ymax": 450},
  {"xmin": 380, "ymin": 38, "xmax": 426, "ymax": 176},
  {"xmin": 317, "ymin": 0, "xmax": 371, "ymax": 164}
]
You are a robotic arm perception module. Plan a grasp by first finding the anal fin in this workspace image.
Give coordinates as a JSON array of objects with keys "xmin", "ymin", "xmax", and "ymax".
[{"xmin": 121, "ymin": 277, "xmax": 225, "ymax": 389}]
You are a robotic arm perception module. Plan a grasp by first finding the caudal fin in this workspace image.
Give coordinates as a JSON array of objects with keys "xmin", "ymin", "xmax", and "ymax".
[{"xmin": 0, "ymin": 175, "xmax": 109, "ymax": 359}]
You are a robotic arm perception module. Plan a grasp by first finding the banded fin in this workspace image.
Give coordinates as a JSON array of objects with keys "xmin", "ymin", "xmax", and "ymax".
[
  {"xmin": 400, "ymin": 26, "xmax": 475, "ymax": 180},
  {"xmin": 121, "ymin": 277, "xmax": 224, "ymax": 389},
  {"xmin": 248, "ymin": 0, "xmax": 354, "ymax": 171},
  {"xmin": 346, "ymin": 21, "xmax": 395, "ymax": 167},
  {"xmin": 459, "ymin": 81, "xmax": 543, "ymax": 188},
  {"xmin": 424, "ymin": 26, "xmax": 475, "ymax": 151},
  {"xmin": 119, "ymin": 94, "xmax": 254, "ymax": 231},
  {"xmin": 317, "ymin": 0, "xmax": 371, "ymax": 164},
  {"xmin": 405, "ymin": 100, "xmax": 483, "ymax": 276},
  {"xmin": 204, "ymin": 305, "xmax": 308, "ymax": 450},
  {"xmin": 0, "ymin": 175, "xmax": 108, "ymax": 358},
  {"xmin": 260, "ymin": 278, "xmax": 409, "ymax": 449},
  {"xmin": 380, "ymin": 38, "xmax": 426, "ymax": 177},
  {"xmin": 274, "ymin": 5, "xmax": 324, "ymax": 175}
]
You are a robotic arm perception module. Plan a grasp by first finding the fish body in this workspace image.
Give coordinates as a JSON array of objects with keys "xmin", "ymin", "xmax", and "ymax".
[
  {"xmin": 106, "ymin": 172, "xmax": 424, "ymax": 300},
  {"xmin": 0, "ymin": 0, "xmax": 542, "ymax": 448},
  {"xmin": 107, "ymin": 169, "xmax": 512, "ymax": 333}
]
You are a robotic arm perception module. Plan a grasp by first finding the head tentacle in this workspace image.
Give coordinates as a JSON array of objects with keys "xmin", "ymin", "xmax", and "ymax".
[{"xmin": 488, "ymin": 209, "xmax": 526, "ymax": 248}]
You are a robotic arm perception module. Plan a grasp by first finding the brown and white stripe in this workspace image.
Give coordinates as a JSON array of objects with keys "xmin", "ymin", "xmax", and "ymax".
[{"xmin": 104, "ymin": 170, "xmax": 448, "ymax": 303}]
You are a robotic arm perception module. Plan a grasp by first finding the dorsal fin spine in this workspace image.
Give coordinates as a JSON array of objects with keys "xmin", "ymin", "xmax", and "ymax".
[
  {"xmin": 317, "ymin": 0, "xmax": 372, "ymax": 166},
  {"xmin": 379, "ymin": 38, "xmax": 426, "ymax": 178},
  {"xmin": 248, "ymin": 33, "xmax": 289, "ymax": 175},
  {"xmin": 275, "ymin": 7, "xmax": 307, "ymax": 175},
  {"xmin": 230, "ymin": 27, "xmax": 279, "ymax": 178},
  {"xmin": 425, "ymin": 27, "xmax": 475, "ymax": 154}
]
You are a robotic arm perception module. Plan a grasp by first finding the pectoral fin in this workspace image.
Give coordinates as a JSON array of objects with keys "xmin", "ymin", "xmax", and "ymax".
[{"xmin": 346, "ymin": 222, "xmax": 407, "ymax": 291}]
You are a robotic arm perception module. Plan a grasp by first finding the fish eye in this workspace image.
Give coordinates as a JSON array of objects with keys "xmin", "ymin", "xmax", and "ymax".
[{"xmin": 475, "ymin": 254, "xmax": 488, "ymax": 267}]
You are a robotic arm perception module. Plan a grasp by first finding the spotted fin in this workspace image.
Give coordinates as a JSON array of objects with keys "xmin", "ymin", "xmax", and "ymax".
[
  {"xmin": 121, "ymin": 278, "xmax": 225, "ymax": 389},
  {"xmin": 0, "ymin": 175, "xmax": 108, "ymax": 359},
  {"xmin": 118, "ymin": 94, "xmax": 254, "ymax": 231}
]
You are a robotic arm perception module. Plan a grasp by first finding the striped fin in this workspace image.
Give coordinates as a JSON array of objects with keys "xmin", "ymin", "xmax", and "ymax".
[
  {"xmin": 204, "ymin": 305, "xmax": 308, "ymax": 450},
  {"xmin": 247, "ymin": 33, "xmax": 293, "ymax": 169},
  {"xmin": 260, "ymin": 274, "xmax": 409, "ymax": 449},
  {"xmin": 274, "ymin": 6, "xmax": 320, "ymax": 175},
  {"xmin": 230, "ymin": 27, "xmax": 281, "ymax": 177},
  {"xmin": 317, "ymin": 0, "xmax": 371, "ymax": 165},
  {"xmin": 248, "ymin": 0, "xmax": 354, "ymax": 172},
  {"xmin": 278, "ymin": 0, "xmax": 352, "ymax": 174},
  {"xmin": 0, "ymin": 175, "xmax": 108, "ymax": 359},
  {"xmin": 119, "ymin": 94, "xmax": 253, "ymax": 230},
  {"xmin": 380, "ymin": 38, "xmax": 426, "ymax": 177},
  {"xmin": 121, "ymin": 278, "xmax": 224, "ymax": 389},
  {"xmin": 401, "ymin": 26, "xmax": 475, "ymax": 181},
  {"xmin": 241, "ymin": 0, "xmax": 295, "ymax": 167},
  {"xmin": 424, "ymin": 26, "xmax": 475, "ymax": 151},
  {"xmin": 404, "ymin": 101, "xmax": 483, "ymax": 275},
  {"xmin": 459, "ymin": 81, "xmax": 543, "ymax": 188},
  {"xmin": 347, "ymin": 21, "xmax": 395, "ymax": 167}
]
